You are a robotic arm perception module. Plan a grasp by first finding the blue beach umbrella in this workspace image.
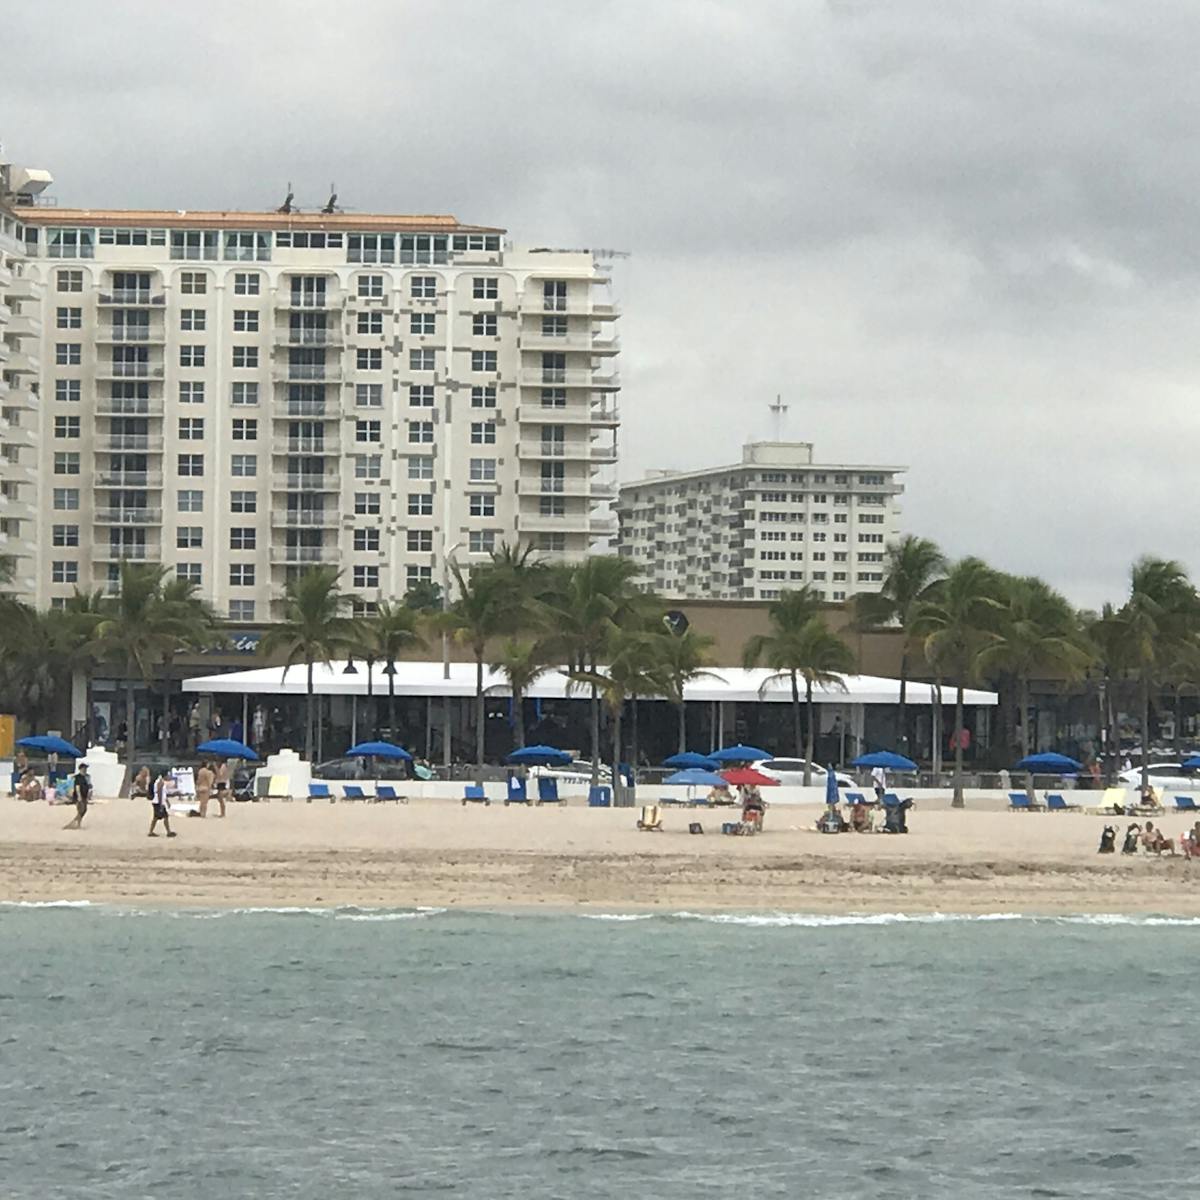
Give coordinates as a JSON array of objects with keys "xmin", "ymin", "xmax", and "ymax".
[
  {"xmin": 825, "ymin": 765, "xmax": 840, "ymax": 805},
  {"xmin": 851, "ymin": 750, "xmax": 919, "ymax": 771},
  {"xmin": 662, "ymin": 751, "xmax": 718, "ymax": 770},
  {"xmin": 507, "ymin": 744, "xmax": 572, "ymax": 766},
  {"xmin": 197, "ymin": 738, "xmax": 259, "ymax": 760},
  {"xmin": 710, "ymin": 744, "xmax": 772, "ymax": 764},
  {"xmin": 17, "ymin": 734, "xmax": 84, "ymax": 758},
  {"xmin": 344, "ymin": 740, "xmax": 413, "ymax": 760},
  {"xmin": 1013, "ymin": 752, "xmax": 1081, "ymax": 773},
  {"xmin": 664, "ymin": 768, "xmax": 729, "ymax": 787}
]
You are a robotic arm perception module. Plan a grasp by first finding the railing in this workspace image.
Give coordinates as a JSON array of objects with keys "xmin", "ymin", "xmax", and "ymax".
[
  {"xmin": 274, "ymin": 291, "xmax": 338, "ymax": 309},
  {"xmin": 94, "ymin": 508, "xmax": 162, "ymax": 525},
  {"xmin": 515, "ymin": 405, "xmax": 619, "ymax": 425},
  {"xmin": 98, "ymin": 435, "xmax": 154, "ymax": 451},
  {"xmin": 95, "ymin": 471, "xmax": 164, "ymax": 488},
  {"xmin": 272, "ymin": 473, "xmax": 336, "ymax": 491},
  {"xmin": 273, "ymin": 365, "xmax": 343, "ymax": 382},
  {"xmin": 271, "ymin": 401, "xmax": 330, "ymax": 418},
  {"xmin": 95, "ymin": 399, "xmax": 164, "ymax": 416},
  {"xmin": 97, "ymin": 291, "xmax": 165, "ymax": 306},
  {"xmin": 99, "ymin": 327, "xmax": 164, "ymax": 344},
  {"xmin": 270, "ymin": 546, "xmax": 335, "ymax": 564},
  {"xmin": 270, "ymin": 509, "xmax": 338, "ymax": 528},
  {"xmin": 518, "ymin": 368, "xmax": 620, "ymax": 389},
  {"xmin": 96, "ymin": 364, "xmax": 165, "ymax": 379},
  {"xmin": 96, "ymin": 546, "xmax": 155, "ymax": 562},
  {"xmin": 274, "ymin": 329, "xmax": 343, "ymax": 347},
  {"xmin": 284, "ymin": 437, "xmax": 332, "ymax": 454}
]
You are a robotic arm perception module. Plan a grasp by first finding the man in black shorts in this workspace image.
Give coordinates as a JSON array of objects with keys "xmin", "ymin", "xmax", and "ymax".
[{"xmin": 64, "ymin": 763, "xmax": 92, "ymax": 830}]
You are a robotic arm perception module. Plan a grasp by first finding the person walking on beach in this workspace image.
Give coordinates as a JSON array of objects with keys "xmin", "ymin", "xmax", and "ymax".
[
  {"xmin": 148, "ymin": 772, "xmax": 177, "ymax": 838},
  {"xmin": 213, "ymin": 759, "xmax": 230, "ymax": 817},
  {"xmin": 64, "ymin": 763, "xmax": 92, "ymax": 830},
  {"xmin": 195, "ymin": 760, "xmax": 214, "ymax": 818},
  {"xmin": 871, "ymin": 764, "xmax": 887, "ymax": 802}
]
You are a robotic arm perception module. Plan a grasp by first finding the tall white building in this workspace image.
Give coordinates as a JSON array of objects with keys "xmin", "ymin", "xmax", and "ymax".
[
  {"xmin": 617, "ymin": 441, "xmax": 904, "ymax": 602},
  {"xmin": 15, "ymin": 205, "xmax": 620, "ymax": 618},
  {"xmin": 0, "ymin": 159, "xmax": 51, "ymax": 599}
]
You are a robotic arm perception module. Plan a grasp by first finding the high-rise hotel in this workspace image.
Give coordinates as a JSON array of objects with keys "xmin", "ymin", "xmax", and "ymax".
[{"xmin": 11, "ymin": 201, "xmax": 619, "ymax": 618}]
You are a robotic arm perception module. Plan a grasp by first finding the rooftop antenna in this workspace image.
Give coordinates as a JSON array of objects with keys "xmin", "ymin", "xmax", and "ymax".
[
  {"xmin": 321, "ymin": 183, "xmax": 338, "ymax": 214},
  {"xmin": 768, "ymin": 394, "xmax": 789, "ymax": 441},
  {"xmin": 277, "ymin": 182, "xmax": 295, "ymax": 214}
]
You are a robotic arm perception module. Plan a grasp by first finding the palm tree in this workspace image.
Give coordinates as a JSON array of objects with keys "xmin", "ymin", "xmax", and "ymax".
[
  {"xmin": 913, "ymin": 557, "xmax": 1002, "ymax": 807},
  {"xmin": 359, "ymin": 600, "xmax": 425, "ymax": 741},
  {"xmin": 976, "ymin": 575, "xmax": 1093, "ymax": 760},
  {"xmin": 56, "ymin": 590, "xmax": 106, "ymax": 745},
  {"xmin": 851, "ymin": 535, "xmax": 947, "ymax": 754},
  {"xmin": 259, "ymin": 566, "xmax": 354, "ymax": 760},
  {"xmin": 156, "ymin": 575, "xmax": 222, "ymax": 755},
  {"xmin": 652, "ymin": 628, "xmax": 719, "ymax": 753},
  {"xmin": 0, "ymin": 604, "xmax": 74, "ymax": 733},
  {"xmin": 491, "ymin": 636, "xmax": 553, "ymax": 750}
]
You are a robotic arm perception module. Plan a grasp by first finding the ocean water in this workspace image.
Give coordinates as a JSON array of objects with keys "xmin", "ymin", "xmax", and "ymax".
[{"xmin": 2, "ymin": 906, "xmax": 1198, "ymax": 1199}]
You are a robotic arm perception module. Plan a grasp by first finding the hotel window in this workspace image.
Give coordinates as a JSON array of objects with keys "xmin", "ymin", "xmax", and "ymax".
[
  {"xmin": 472, "ymin": 313, "xmax": 497, "ymax": 337},
  {"xmin": 860, "ymin": 513, "xmax": 885, "ymax": 524},
  {"xmin": 230, "ymin": 490, "xmax": 256, "ymax": 513},
  {"xmin": 540, "ymin": 388, "xmax": 566, "ymax": 408},
  {"xmin": 56, "ymin": 307, "xmax": 82, "ymax": 329},
  {"xmin": 180, "ymin": 308, "xmax": 206, "ymax": 331},
  {"xmin": 407, "ymin": 493, "xmax": 433, "ymax": 516},
  {"xmin": 539, "ymin": 496, "xmax": 565, "ymax": 517},
  {"xmin": 354, "ymin": 455, "xmax": 382, "ymax": 479},
  {"xmin": 170, "ymin": 230, "xmax": 218, "ymax": 261},
  {"xmin": 398, "ymin": 234, "xmax": 449, "ymax": 265},
  {"xmin": 178, "ymin": 418, "xmax": 204, "ymax": 439},
  {"xmin": 353, "ymin": 565, "xmax": 380, "ymax": 588},
  {"xmin": 231, "ymin": 382, "xmax": 259, "ymax": 406},
  {"xmin": 47, "ymin": 228, "xmax": 95, "ymax": 259},
  {"xmin": 52, "ymin": 524, "xmax": 80, "ymax": 547},
  {"xmin": 468, "ymin": 531, "xmax": 496, "ymax": 554},
  {"xmin": 470, "ymin": 421, "xmax": 496, "ymax": 444},
  {"xmin": 52, "ymin": 561, "xmax": 79, "ymax": 584},
  {"xmin": 353, "ymin": 528, "xmax": 381, "ymax": 552},
  {"xmin": 53, "ymin": 452, "xmax": 80, "ymax": 475},
  {"xmin": 99, "ymin": 228, "xmax": 159, "ymax": 246},
  {"xmin": 357, "ymin": 274, "xmax": 384, "ymax": 298},
  {"xmin": 472, "ymin": 277, "xmax": 498, "ymax": 300},
  {"xmin": 179, "ymin": 381, "xmax": 205, "ymax": 404},
  {"xmin": 232, "ymin": 418, "xmax": 257, "ymax": 440},
  {"xmin": 177, "ymin": 490, "xmax": 203, "ymax": 513},
  {"xmin": 348, "ymin": 234, "xmax": 395, "ymax": 264},
  {"xmin": 179, "ymin": 271, "xmax": 207, "ymax": 294},
  {"xmin": 357, "ymin": 311, "xmax": 383, "ymax": 335},
  {"xmin": 176, "ymin": 563, "xmax": 203, "ymax": 584},
  {"xmin": 355, "ymin": 420, "xmax": 381, "ymax": 443},
  {"xmin": 408, "ymin": 385, "xmax": 433, "ymax": 408},
  {"xmin": 407, "ymin": 421, "xmax": 434, "ymax": 444},
  {"xmin": 233, "ymin": 272, "xmax": 261, "ymax": 295},
  {"xmin": 410, "ymin": 312, "xmax": 435, "ymax": 335},
  {"xmin": 230, "ymin": 527, "xmax": 256, "ymax": 550},
  {"xmin": 406, "ymin": 565, "xmax": 433, "ymax": 586},
  {"xmin": 223, "ymin": 231, "xmax": 270, "ymax": 261},
  {"xmin": 453, "ymin": 233, "xmax": 500, "ymax": 253},
  {"xmin": 357, "ymin": 348, "xmax": 382, "ymax": 370},
  {"xmin": 469, "ymin": 494, "xmax": 495, "ymax": 518},
  {"xmin": 231, "ymin": 454, "xmax": 257, "ymax": 477},
  {"xmin": 543, "ymin": 280, "xmax": 567, "ymax": 311},
  {"xmin": 54, "ymin": 416, "xmax": 81, "ymax": 438},
  {"xmin": 229, "ymin": 600, "xmax": 255, "ymax": 621},
  {"xmin": 471, "ymin": 385, "xmax": 496, "ymax": 408},
  {"xmin": 541, "ymin": 315, "xmax": 567, "ymax": 337},
  {"xmin": 354, "ymin": 492, "xmax": 380, "ymax": 515},
  {"xmin": 407, "ymin": 457, "xmax": 434, "ymax": 480},
  {"xmin": 180, "ymin": 345, "xmax": 205, "ymax": 367},
  {"xmin": 176, "ymin": 526, "xmax": 203, "ymax": 549},
  {"xmin": 356, "ymin": 383, "xmax": 384, "ymax": 408},
  {"xmin": 471, "ymin": 350, "xmax": 497, "ymax": 372},
  {"xmin": 410, "ymin": 275, "xmax": 436, "ymax": 300},
  {"xmin": 55, "ymin": 343, "xmax": 81, "ymax": 366},
  {"xmin": 53, "ymin": 488, "xmax": 80, "ymax": 510},
  {"xmin": 407, "ymin": 530, "xmax": 433, "ymax": 552},
  {"xmin": 232, "ymin": 346, "xmax": 258, "ymax": 369},
  {"xmin": 230, "ymin": 564, "xmax": 256, "ymax": 586},
  {"xmin": 178, "ymin": 454, "xmax": 204, "ymax": 476},
  {"xmin": 233, "ymin": 309, "xmax": 259, "ymax": 332},
  {"xmin": 469, "ymin": 458, "xmax": 496, "ymax": 482},
  {"xmin": 56, "ymin": 269, "xmax": 84, "ymax": 292},
  {"xmin": 409, "ymin": 348, "xmax": 435, "ymax": 371},
  {"xmin": 535, "ymin": 533, "xmax": 566, "ymax": 552}
]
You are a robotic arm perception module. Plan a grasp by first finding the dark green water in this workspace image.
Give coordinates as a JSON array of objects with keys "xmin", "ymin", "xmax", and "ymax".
[{"xmin": 2, "ymin": 905, "xmax": 1197, "ymax": 1198}]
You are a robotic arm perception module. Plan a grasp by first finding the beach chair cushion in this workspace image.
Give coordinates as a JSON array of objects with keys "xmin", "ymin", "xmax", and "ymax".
[
  {"xmin": 1008, "ymin": 793, "xmax": 1033, "ymax": 811},
  {"xmin": 375, "ymin": 785, "xmax": 405, "ymax": 803},
  {"xmin": 462, "ymin": 784, "xmax": 489, "ymax": 805},
  {"xmin": 1045, "ymin": 794, "xmax": 1078, "ymax": 812},
  {"xmin": 268, "ymin": 775, "xmax": 292, "ymax": 801},
  {"xmin": 307, "ymin": 782, "xmax": 331, "ymax": 800},
  {"xmin": 1174, "ymin": 795, "xmax": 1197, "ymax": 812},
  {"xmin": 343, "ymin": 784, "xmax": 367, "ymax": 801}
]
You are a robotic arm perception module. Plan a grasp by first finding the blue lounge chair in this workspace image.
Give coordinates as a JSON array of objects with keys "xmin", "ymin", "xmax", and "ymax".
[
  {"xmin": 588, "ymin": 786, "xmax": 612, "ymax": 807},
  {"xmin": 308, "ymin": 782, "xmax": 332, "ymax": 802},
  {"xmin": 462, "ymin": 784, "xmax": 489, "ymax": 806},
  {"xmin": 343, "ymin": 784, "xmax": 367, "ymax": 801},
  {"xmin": 844, "ymin": 791, "xmax": 867, "ymax": 805},
  {"xmin": 1174, "ymin": 795, "xmax": 1198, "ymax": 812},
  {"xmin": 1008, "ymin": 792, "xmax": 1045, "ymax": 811},
  {"xmin": 506, "ymin": 776, "xmax": 530, "ymax": 806},
  {"xmin": 1045, "ymin": 794, "xmax": 1079, "ymax": 812},
  {"xmin": 537, "ymin": 776, "xmax": 561, "ymax": 804},
  {"xmin": 375, "ymin": 784, "xmax": 405, "ymax": 803}
]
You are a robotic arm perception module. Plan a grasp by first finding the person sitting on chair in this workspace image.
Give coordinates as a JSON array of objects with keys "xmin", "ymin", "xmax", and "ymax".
[
  {"xmin": 742, "ymin": 788, "xmax": 766, "ymax": 829},
  {"xmin": 16, "ymin": 770, "xmax": 43, "ymax": 802},
  {"xmin": 850, "ymin": 797, "xmax": 871, "ymax": 833}
]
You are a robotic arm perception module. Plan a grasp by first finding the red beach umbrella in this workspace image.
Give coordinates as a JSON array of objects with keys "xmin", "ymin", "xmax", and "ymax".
[{"xmin": 719, "ymin": 767, "xmax": 779, "ymax": 787}]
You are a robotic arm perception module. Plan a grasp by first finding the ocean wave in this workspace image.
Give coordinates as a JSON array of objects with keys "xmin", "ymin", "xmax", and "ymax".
[
  {"xmin": 665, "ymin": 911, "xmax": 1200, "ymax": 927},
  {"xmin": 0, "ymin": 900, "xmax": 94, "ymax": 909},
  {"xmin": 579, "ymin": 913, "xmax": 655, "ymax": 922}
]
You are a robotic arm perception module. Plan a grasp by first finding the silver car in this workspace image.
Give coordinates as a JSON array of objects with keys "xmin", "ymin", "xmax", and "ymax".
[{"xmin": 751, "ymin": 758, "xmax": 854, "ymax": 788}]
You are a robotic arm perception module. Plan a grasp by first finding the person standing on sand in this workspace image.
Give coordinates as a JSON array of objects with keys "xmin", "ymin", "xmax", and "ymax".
[
  {"xmin": 195, "ymin": 760, "xmax": 214, "ymax": 818},
  {"xmin": 871, "ymin": 764, "xmax": 887, "ymax": 802},
  {"xmin": 148, "ymin": 772, "xmax": 177, "ymax": 838},
  {"xmin": 64, "ymin": 763, "xmax": 92, "ymax": 830},
  {"xmin": 213, "ymin": 759, "xmax": 230, "ymax": 817}
]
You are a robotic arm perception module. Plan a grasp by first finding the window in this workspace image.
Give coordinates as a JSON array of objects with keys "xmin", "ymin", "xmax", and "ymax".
[
  {"xmin": 468, "ymin": 493, "xmax": 495, "ymax": 518},
  {"xmin": 353, "ymin": 528, "xmax": 380, "ymax": 552},
  {"xmin": 354, "ymin": 492, "xmax": 380, "ymax": 515},
  {"xmin": 178, "ymin": 453, "xmax": 204, "ymax": 476},
  {"xmin": 408, "ymin": 312, "xmax": 435, "ymax": 336},
  {"xmin": 52, "ymin": 524, "xmax": 79, "ymax": 547},
  {"xmin": 357, "ymin": 274, "xmax": 384, "ymax": 298},
  {"xmin": 56, "ymin": 307, "xmax": 82, "ymax": 329},
  {"xmin": 470, "ymin": 421, "xmax": 496, "ymax": 444},
  {"xmin": 406, "ymin": 564, "xmax": 433, "ymax": 586},
  {"xmin": 53, "ymin": 488, "xmax": 80, "ymax": 510},
  {"xmin": 231, "ymin": 382, "xmax": 259, "ymax": 406},
  {"xmin": 232, "ymin": 346, "xmax": 258, "ymax": 369},
  {"xmin": 356, "ymin": 348, "xmax": 382, "ymax": 370},
  {"xmin": 543, "ymin": 280, "xmax": 567, "ymax": 311},
  {"xmin": 52, "ymin": 561, "xmax": 79, "ymax": 584},
  {"xmin": 348, "ymin": 234, "xmax": 395, "ymax": 264},
  {"xmin": 176, "ymin": 526, "xmax": 203, "ymax": 549},
  {"xmin": 229, "ymin": 600, "xmax": 256, "ymax": 621},
  {"xmin": 860, "ymin": 513, "xmax": 885, "ymax": 525},
  {"xmin": 407, "ymin": 493, "xmax": 433, "ymax": 516},
  {"xmin": 407, "ymin": 421, "xmax": 434, "ymax": 444},
  {"xmin": 472, "ymin": 313, "xmax": 497, "ymax": 337},
  {"xmin": 47, "ymin": 228, "xmax": 95, "ymax": 259},
  {"xmin": 276, "ymin": 231, "xmax": 341, "ymax": 249},
  {"xmin": 229, "ymin": 527, "xmax": 256, "ymax": 551},
  {"xmin": 54, "ymin": 416, "xmax": 80, "ymax": 438},
  {"xmin": 233, "ymin": 272, "xmax": 261, "ymax": 295},
  {"xmin": 55, "ymin": 380, "xmax": 81, "ymax": 403},
  {"xmin": 56, "ymin": 269, "xmax": 84, "ymax": 292},
  {"xmin": 230, "ymin": 490, "xmax": 256, "ymax": 513},
  {"xmin": 468, "ymin": 531, "xmax": 496, "ymax": 555},
  {"xmin": 357, "ymin": 311, "xmax": 383, "ymax": 335},
  {"xmin": 539, "ymin": 496, "xmax": 564, "ymax": 516},
  {"xmin": 177, "ymin": 489, "xmax": 203, "ymax": 513},
  {"xmin": 53, "ymin": 452, "xmax": 80, "ymax": 475},
  {"xmin": 354, "ymin": 454, "xmax": 382, "ymax": 479},
  {"xmin": 229, "ymin": 564, "xmax": 256, "ymax": 586},
  {"xmin": 857, "ymin": 552, "xmax": 884, "ymax": 563},
  {"xmin": 398, "ymin": 234, "xmax": 450, "ymax": 265},
  {"xmin": 356, "ymin": 383, "xmax": 383, "ymax": 407},
  {"xmin": 178, "ymin": 271, "xmax": 207, "ymax": 295},
  {"xmin": 178, "ymin": 417, "xmax": 204, "ymax": 439},
  {"xmin": 232, "ymin": 418, "xmax": 257, "ymax": 441},
  {"xmin": 233, "ymin": 309, "xmax": 259, "ymax": 332},
  {"xmin": 471, "ymin": 385, "xmax": 496, "ymax": 408},
  {"xmin": 859, "ymin": 533, "xmax": 885, "ymax": 544},
  {"xmin": 355, "ymin": 420, "xmax": 381, "ymax": 443},
  {"xmin": 176, "ymin": 563, "xmax": 203, "ymax": 584},
  {"xmin": 406, "ymin": 530, "xmax": 433, "ymax": 552},
  {"xmin": 472, "ymin": 276, "xmax": 498, "ymax": 300},
  {"xmin": 55, "ymin": 343, "xmax": 81, "ymax": 366},
  {"xmin": 223, "ymin": 231, "xmax": 270, "ymax": 262},
  {"xmin": 171, "ymin": 231, "xmax": 218, "ymax": 261},
  {"xmin": 541, "ymin": 315, "xmax": 567, "ymax": 337},
  {"xmin": 180, "ymin": 345, "xmax": 205, "ymax": 367},
  {"xmin": 535, "ymin": 532, "xmax": 566, "ymax": 553},
  {"xmin": 407, "ymin": 456, "xmax": 434, "ymax": 480},
  {"xmin": 179, "ymin": 381, "xmax": 205, "ymax": 404},
  {"xmin": 469, "ymin": 458, "xmax": 496, "ymax": 482},
  {"xmin": 411, "ymin": 275, "xmax": 437, "ymax": 300},
  {"xmin": 471, "ymin": 350, "xmax": 497, "ymax": 372},
  {"xmin": 409, "ymin": 348, "xmax": 435, "ymax": 371},
  {"xmin": 180, "ymin": 308, "xmax": 206, "ymax": 331},
  {"xmin": 231, "ymin": 454, "xmax": 257, "ymax": 477},
  {"xmin": 408, "ymin": 385, "xmax": 433, "ymax": 408},
  {"xmin": 353, "ymin": 565, "xmax": 380, "ymax": 588}
]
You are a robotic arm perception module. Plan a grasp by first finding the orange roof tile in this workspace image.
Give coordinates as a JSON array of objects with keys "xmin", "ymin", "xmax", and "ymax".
[{"xmin": 13, "ymin": 207, "xmax": 504, "ymax": 234}]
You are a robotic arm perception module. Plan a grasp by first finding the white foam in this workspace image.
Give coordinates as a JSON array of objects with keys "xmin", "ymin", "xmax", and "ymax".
[
  {"xmin": 0, "ymin": 899, "xmax": 94, "ymax": 909},
  {"xmin": 579, "ymin": 912, "xmax": 655, "ymax": 922}
]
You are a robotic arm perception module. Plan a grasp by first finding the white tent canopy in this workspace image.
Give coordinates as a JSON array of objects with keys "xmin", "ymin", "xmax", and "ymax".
[{"xmin": 182, "ymin": 660, "xmax": 998, "ymax": 707}]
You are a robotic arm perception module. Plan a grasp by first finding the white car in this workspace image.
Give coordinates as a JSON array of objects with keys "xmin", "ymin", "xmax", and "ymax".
[
  {"xmin": 1118, "ymin": 762, "xmax": 1200, "ymax": 792},
  {"xmin": 751, "ymin": 758, "xmax": 855, "ymax": 788}
]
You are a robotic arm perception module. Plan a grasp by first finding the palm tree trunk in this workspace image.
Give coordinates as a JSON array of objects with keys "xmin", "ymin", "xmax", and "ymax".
[
  {"xmin": 305, "ymin": 658, "xmax": 314, "ymax": 760},
  {"xmin": 387, "ymin": 663, "xmax": 396, "ymax": 742},
  {"xmin": 589, "ymin": 681, "xmax": 601, "ymax": 789},
  {"xmin": 677, "ymin": 701, "xmax": 687, "ymax": 754},
  {"xmin": 932, "ymin": 679, "xmax": 944, "ymax": 776},
  {"xmin": 791, "ymin": 669, "xmax": 806, "ymax": 784},
  {"xmin": 611, "ymin": 701, "xmax": 623, "ymax": 801},
  {"xmin": 513, "ymin": 686, "xmax": 526, "ymax": 750},
  {"xmin": 952, "ymin": 681, "xmax": 965, "ymax": 807},
  {"xmin": 366, "ymin": 658, "xmax": 375, "ymax": 739},
  {"xmin": 474, "ymin": 651, "xmax": 485, "ymax": 786},
  {"xmin": 160, "ymin": 652, "xmax": 173, "ymax": 756},
  {"xmin": 1174, "ymin": 686, "xmax": 1184, "ymax": 760},
  {"xmin": 804, "ymin": 677, "xmax": 815, "ymax": 787},
  {"xmin": 1140, "ymin": 674, "xmax": 1151, "ymax": 793},
  {"xmin": 629, "ymin": 694, "xmax": 639, "ymax": 784},
  {"xmin": 898, "ymin": 649, "xmax": 909, "ymax": 754},
  {"xmin": 1019, "ymin": 675, "xmax": 1031, "ymax": 761},
  {"xmin": 124, "ymin": 679, "xmax": 136, "ymax": 769}
]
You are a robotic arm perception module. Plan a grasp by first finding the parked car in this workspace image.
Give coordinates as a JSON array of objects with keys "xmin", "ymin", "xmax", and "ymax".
[
  {"xmin": 751, "ymin": 759, "xmax": 854, "ymax": 788},
  {"xmin": 528, "ymin": 759, "xmax": 615, "ymax": 785},
  {"xmin": 1118, "ymin": 762, "xmax": 1200, "ymax": 792}
]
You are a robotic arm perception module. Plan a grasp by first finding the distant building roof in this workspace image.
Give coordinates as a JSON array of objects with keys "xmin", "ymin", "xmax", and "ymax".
[{"xmin": 13, "ymin": 207, "xmax": 504, "ymax": 234}]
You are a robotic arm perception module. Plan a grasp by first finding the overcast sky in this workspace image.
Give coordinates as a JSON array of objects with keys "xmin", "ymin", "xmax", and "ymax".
[{"xmin": 5, "ymin": 0, "xmax": 1195, "ymax": 606}]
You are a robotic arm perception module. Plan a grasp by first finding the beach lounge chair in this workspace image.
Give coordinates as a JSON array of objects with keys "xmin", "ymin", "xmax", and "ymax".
[
  {"xmin": 536, "ymin": 776, "xmax": 561, "ymax": 804},
  {"xmin": 342, "ymin": 784, "xmax": 368, "ymax": 802},
  {"xmin": 844, "ymin": 791, "xmax": 867, "ymax": 805},
  {"xmin": 374, "ymin": 785, "xmax": 406, "ymax": 803},
  {"xmin": 1007, "ymin": 792, "xmax": 1044, "ymax": 812},
  {"xmin": 462, "ymin": 784, "xmax": 490, "ymax": 806},
  {"xmin": 307, "ymin": 781, "xmax": 331, "ymax": 803},
  {"xmin": 264, "ymin": 774, "xmax": 292, "ymax": 802},
  {"xmin": 1097, "ymin": 786, "xmax": 1128, "ymax": 814},
  {"xmin": 1045, "ymin": 794, "xmax": 1080, "ymax": 812},
  {"xmin": 636, "ymin": 804, "xmax": 663, "ymax": 831},
  {"xmin": 1174, "ymin": 795, "xmax": 1198, "ymax": 812},
  {"xmin": 505, "ymin": 776, "xmax": 530, "ymax": 806}
]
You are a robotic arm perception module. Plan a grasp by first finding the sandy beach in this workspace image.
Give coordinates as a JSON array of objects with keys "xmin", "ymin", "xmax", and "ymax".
[{"xmin": 3, "ymin": 794, "xmax": 1198, "ymax": 914}]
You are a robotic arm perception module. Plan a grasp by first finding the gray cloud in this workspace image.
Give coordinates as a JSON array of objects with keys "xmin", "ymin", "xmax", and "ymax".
[{"xmin": 6, "ymin": 0, "xmax": 1198, "ymax": 606}]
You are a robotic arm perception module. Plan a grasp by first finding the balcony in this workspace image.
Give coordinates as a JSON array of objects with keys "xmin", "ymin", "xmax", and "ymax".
[
  {"xmin": 520, "ymin": 299, "xmax": 621, "ymax": 320},
  {"xmin": 590, "ymin": 442, "xmax": 618, "ymax": 465},
  {"xmin": 4, "ymin": 275, "xmax": 39, "ymax": 303},
  {"xmin": 270, "ymin": 508, "xmax": 340, "ymax": 529},
  {"xmin": 0, "ymin": 421, "xmax": 36, "ymax": 448},
  {"xmin": 95, "ymin": 326, "xmax": 166, "ymax": 344},
  {"xmin": 589, "ymin": 515, "xmax": 619, "ymax": 538},
  {"xmin": 519, "ymin": 478, "xmax": 618, "ymax": 500},
  {"xmin": 518, "ymin": 334, "xmax": 609, "ymax": 353},
  {"xmin": 516, "ymin": 404, "xmax": 620, "ymax": 426},
  {"xmin": 274, "ymin": 289, "xmax": 340, "ymax": 310},
  {"xmin": 516, "ymin": 513, "xmax": 593, "ymax": 534},
  {"xmin": 95, "ymin": 397, "xmax": 164, "ymax": 417},
  {"xmin": 94, "ymin": 363, "xmax": 165, "ymax": 380},
  {"xmin": 94, "ymin": 507, "xmax": 163, "ymax": 525},
  {"xmin": 95, "ymin": 470, "xmax": 164, "ymax": 488},
  {"xmin": 279, "ymin": 436, "xmax": 336, "ymax": 454},
  {"xmin": 2, "ymin": 347, "xmax": 38, "ymax": 376},
  {"xmin": 97, "ymin": 291, "xmax": 166, "ymax": 306},
  {"xmin": 97, "ymin": 434, "xmax": 156, "ymax": 452},
  {"xmin": 518, "ymin": 369, "xmax": 620, "ymax": 390},
  {"xmin": 95, "ymin": 546, "xmax": 156, "ymax": 563},
  {"xmin": 4, "ymin": 312, "xmax": 41, "ymax": 339},
  {"xmin": 270, "ymin": 545, "xmax": 338, "ymax": 564},
  {"xmin": 271, "ymin": 399, "xmax": 332, "ymax": 418},
  {"xmin": 272, "ymin": 365, "xmax": 343, "ymax": 383},
  {"xmin": 271, "ymin": 471, "xmax": 339, "ymax": 492},
  {"xmin": 273, "ymin": 328, "xmax": 343, "ymax": 347}
]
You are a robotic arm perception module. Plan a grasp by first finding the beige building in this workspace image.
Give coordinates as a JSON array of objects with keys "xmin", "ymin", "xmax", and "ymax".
[
  {"xmin": 617, "ymin": 441, "xmax": 904, "ymax": 602},
  {"xmin": 14, "ymin": 204, "xmax": 619, "ymax": 618},
  {"xmin": 0, "ymin": 159, "xmax": 50, "ymax": 598}
]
